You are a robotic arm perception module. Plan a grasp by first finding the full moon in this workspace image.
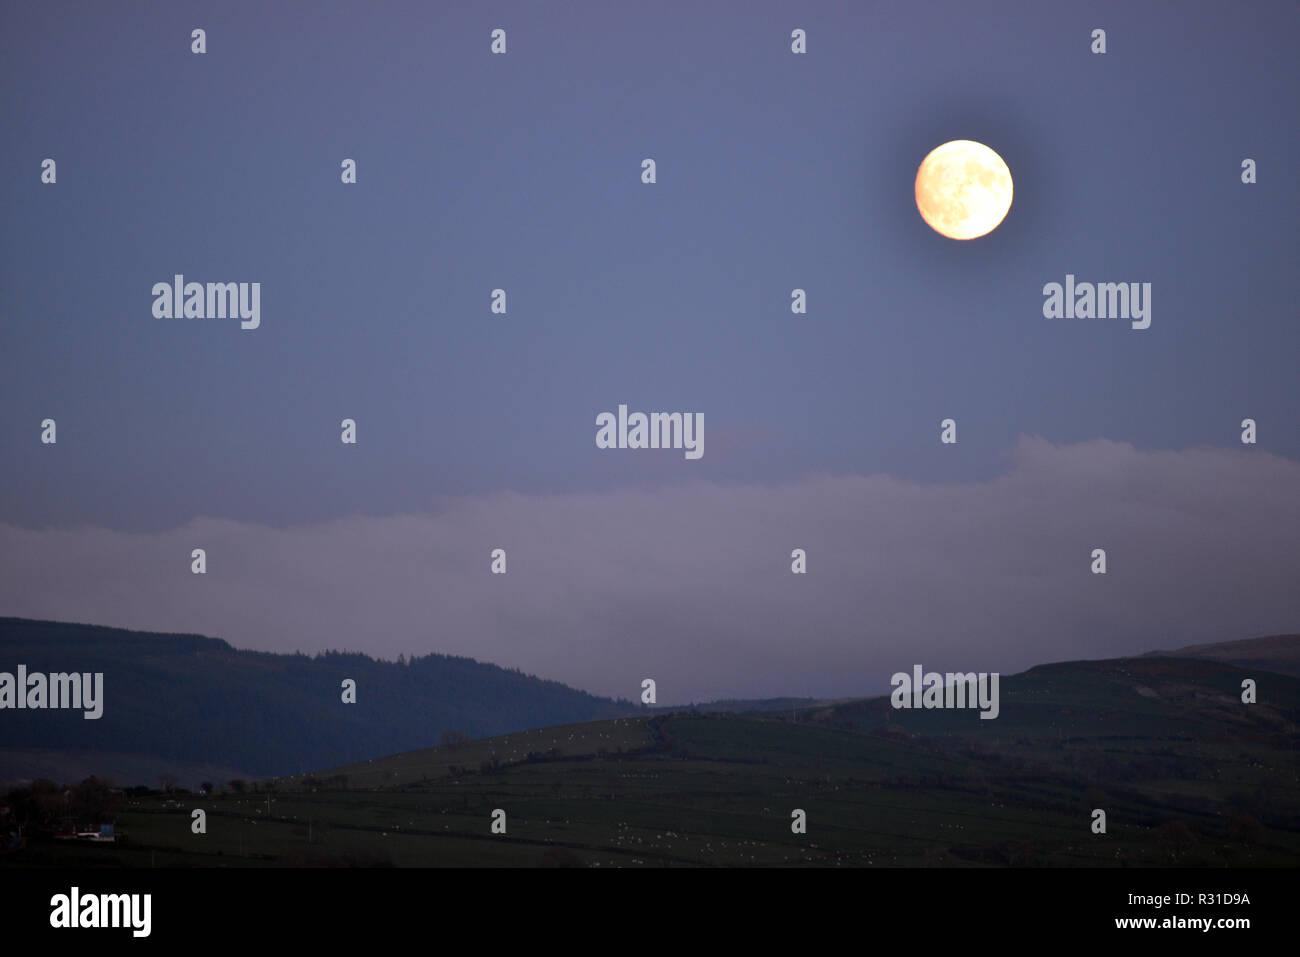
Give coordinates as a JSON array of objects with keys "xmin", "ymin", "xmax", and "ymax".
[{"xmin": 914, "ymin": 140, "xmax": 1013, "ymax": 240}]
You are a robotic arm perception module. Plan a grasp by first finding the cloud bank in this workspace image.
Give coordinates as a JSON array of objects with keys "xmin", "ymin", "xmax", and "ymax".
[{"xmin": 2, "ymin": 437, "xmax": 1297, "ymax": 703}]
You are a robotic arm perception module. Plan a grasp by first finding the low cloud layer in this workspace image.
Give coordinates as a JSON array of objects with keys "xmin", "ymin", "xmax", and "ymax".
[{"xmin": 2, "ymin": 437, "xmax": 1297, "ymax": 703}]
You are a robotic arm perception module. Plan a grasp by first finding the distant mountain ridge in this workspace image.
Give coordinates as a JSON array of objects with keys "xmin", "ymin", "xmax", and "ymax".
[
  {"xmin": 0, "ymin": 617, "xmax": 635, "ymax": 785},
  {"xmin": 1143, "ymin": 634, "xmax": 1300, "ymax": 677},
  {"xmin": 3, "ymin": 619, "xmax": 1296, "ymax": 789}
]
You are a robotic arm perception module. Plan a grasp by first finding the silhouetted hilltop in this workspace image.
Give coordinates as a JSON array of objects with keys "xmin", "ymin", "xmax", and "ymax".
[
  {"xmin": 1144, "ymin": 634, "xmax": 1300, "ymax": 677},
  {"xmin": 0, "ymin": 617, "xmax": 635, "ymax": 783}
]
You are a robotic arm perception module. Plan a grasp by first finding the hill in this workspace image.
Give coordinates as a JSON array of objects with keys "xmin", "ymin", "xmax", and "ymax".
[
  {"xmin": 1144, "ymin": 634, "xmax": 1300, "ymax": 677},
  {"xmin": 0, "ymin": 617, "xmax": 635, "ymax": 785},
  {"xmin": 14, "ymin": 651, "xmax": 1295, "ymax": 868}
]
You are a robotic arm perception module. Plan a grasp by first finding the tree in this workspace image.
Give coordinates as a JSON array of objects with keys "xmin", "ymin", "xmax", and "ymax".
[
  {"xmin": 440, "ymin": 730, "xmax": 470, "ymax": 750},
  {"xmin": 158, "ymin": 773, "xmax": 179, "ymax": 794},
  {"xmin": 228, "ymin": 779, "xmax": 246, "ymax": 794},
  {"xmin": 5, "ymin": 779, "xmax": 61, "ymax": 830},
  {"xmin": 69, "ymin": 777, "xmax": 120, "ymax": 825},
  {"xmin": 200, "ymin": 781, "xmax": 214, "ymax": 796}
]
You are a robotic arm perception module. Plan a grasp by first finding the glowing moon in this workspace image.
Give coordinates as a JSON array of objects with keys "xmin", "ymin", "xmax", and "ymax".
[{"xmin": 914, "ymin": 140, "xmax": 1013, "ymax": 240}]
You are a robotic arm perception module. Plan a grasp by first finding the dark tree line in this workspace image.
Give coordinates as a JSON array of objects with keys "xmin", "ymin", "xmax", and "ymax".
[{"xmin": 3, "ymin": 776, "xmax": 122, "ymax": 832}]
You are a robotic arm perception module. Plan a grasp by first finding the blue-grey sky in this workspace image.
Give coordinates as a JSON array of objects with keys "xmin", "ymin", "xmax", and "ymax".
[{"xmin": 2, "ymin": 1, "xmax": 1297, "ymax": 702}]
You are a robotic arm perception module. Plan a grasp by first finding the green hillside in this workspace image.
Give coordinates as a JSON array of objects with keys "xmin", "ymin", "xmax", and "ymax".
[{"xmin": 11, "ymin": 651, "xmax": 1296, "ymax": 868}]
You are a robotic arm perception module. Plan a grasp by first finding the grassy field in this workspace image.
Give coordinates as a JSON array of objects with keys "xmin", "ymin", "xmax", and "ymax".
[{"xmin": 7, "ymin": 656, "xmax": 1298, "ymax": 868}]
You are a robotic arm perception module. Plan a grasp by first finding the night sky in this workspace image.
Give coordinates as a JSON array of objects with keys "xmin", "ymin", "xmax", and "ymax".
[{"xmin": 2, "ymin": 1, "xmax": 1297, "ymax": 702}]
